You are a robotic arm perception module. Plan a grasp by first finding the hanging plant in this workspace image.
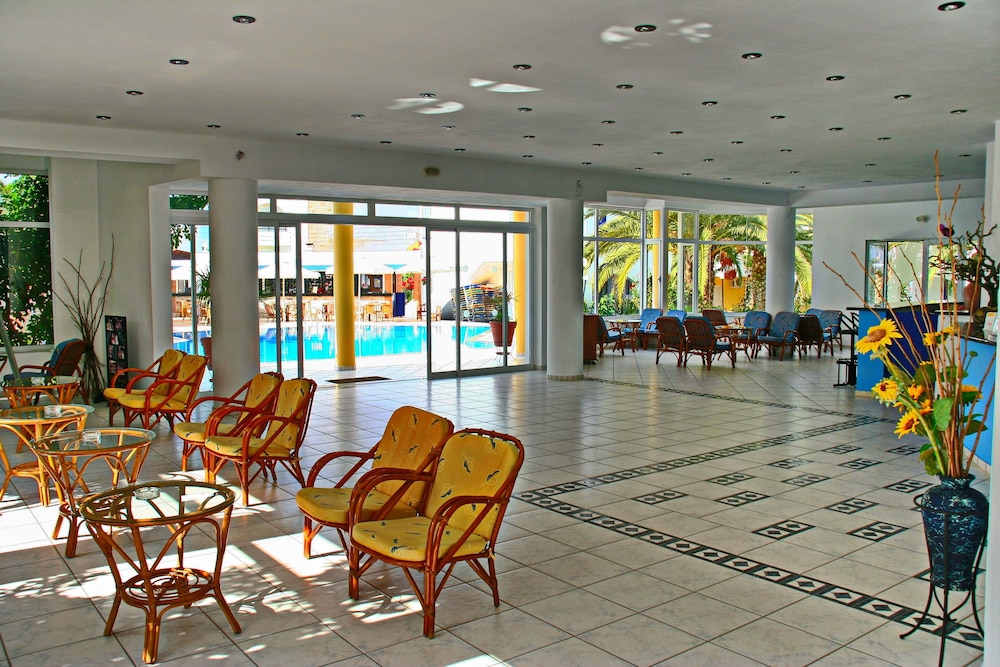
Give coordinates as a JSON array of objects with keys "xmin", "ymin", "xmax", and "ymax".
[{"xmin": 54, "ymin": 240, "xmax": 115, "ymax": 403}]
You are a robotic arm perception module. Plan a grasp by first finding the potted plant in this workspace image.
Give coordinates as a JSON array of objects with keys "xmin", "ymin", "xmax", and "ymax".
[
  {"xmin": 485, "ymin": 290, "xmax": 516, "ymax": 349},
  {"xmin": 829, "ymin": 155, "xmax": 992, "ymax": 615}
]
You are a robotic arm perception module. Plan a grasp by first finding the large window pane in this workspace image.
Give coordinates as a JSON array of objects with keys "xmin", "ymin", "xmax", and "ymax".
[{"xmin": 0, "ymin": 174, "xmax": 52, "ymax": 345}]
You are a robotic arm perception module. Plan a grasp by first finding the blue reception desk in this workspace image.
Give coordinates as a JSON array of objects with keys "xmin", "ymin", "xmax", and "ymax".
[{"xmin": 963, "ymin": 336, "xmax": 995, "ymax": 466}]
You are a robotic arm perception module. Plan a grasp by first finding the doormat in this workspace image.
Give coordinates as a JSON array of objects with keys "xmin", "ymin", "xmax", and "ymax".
[{"xmin": 328, "ymin": 376, "xmax": 389, "ymax": 384}]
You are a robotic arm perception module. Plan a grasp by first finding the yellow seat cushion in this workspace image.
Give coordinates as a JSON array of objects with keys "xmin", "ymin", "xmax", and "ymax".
[
  {"xmin": 352, "ymin": 516, "xmax": 487, "ymax": 562},
  {"xmin": 204, "ymin": 434, "xmax": 288, "ymax": 458},
  {"xmin": 104, "ymin": 387, "xmax": 126, "ymax": 401},
  {"xmin": 118, "ymin": 393, "xmax": 186, "ymax": 411},
  {"xmin": 296, "ymin": 487, "xmax": 419, "ymax": 525},
  {"xmin": 174, "ymin": 421, "xmax": 236, "ymax": 443}
]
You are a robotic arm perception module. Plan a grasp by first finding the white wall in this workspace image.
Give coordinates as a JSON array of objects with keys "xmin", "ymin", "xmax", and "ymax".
[{"xmin": 812, "ymin": 197, "xmax": 985, "ymax": 310}]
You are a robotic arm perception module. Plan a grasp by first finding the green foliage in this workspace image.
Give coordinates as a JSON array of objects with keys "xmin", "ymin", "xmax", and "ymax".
[{"xmin": 0, "ymin": 175, "xmax": 53, "ymax": 345}]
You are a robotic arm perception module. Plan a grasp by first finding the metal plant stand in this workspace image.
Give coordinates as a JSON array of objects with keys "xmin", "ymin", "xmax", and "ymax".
[{"xmin": 900, "ymin": 495, "xmax": 988, "ymax": 667}]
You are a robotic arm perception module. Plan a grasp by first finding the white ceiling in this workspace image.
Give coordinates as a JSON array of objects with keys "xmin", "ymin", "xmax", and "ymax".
[{"xmin": 1, "ymin": 0, "xmax": 998, "ymax": 194}]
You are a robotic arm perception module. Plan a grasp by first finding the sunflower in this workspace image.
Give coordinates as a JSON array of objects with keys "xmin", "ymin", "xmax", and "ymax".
[
  {"xmin": 923, "ymin": 331, "xmax": 943, "ymax": 346},
  {"xmin": 907, "ymin": 384, "xmax": 925, "ymax": 401},
  {"xmin": 872, "ymin": 379, "xmax": 899, "ymax": 402},
  {"xmin": 857, "ymin": 319, "xmax": 903, "ymax": 355},
  {"xmin": 894, "ymin": 410, "xmax": 921, "ymax": 437}
]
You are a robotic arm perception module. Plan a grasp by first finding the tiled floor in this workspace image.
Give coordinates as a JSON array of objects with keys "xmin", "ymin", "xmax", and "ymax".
[{"xmin": 0, "ymin": 346, "xmax": 989, "ymax": 666}]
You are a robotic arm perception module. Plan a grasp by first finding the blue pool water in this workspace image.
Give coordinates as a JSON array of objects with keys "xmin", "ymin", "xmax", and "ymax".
[{"xmin": 174, "ymin": 323, "xmax": 493, "ymax": 362}]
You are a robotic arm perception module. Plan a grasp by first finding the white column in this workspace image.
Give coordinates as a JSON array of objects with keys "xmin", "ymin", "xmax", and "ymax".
[
  {"xmin": 766, "ymin": 206, "xmax": 796, "ymax": 312},
  {"xmin": 208, "ymin": 178, "xmax": 259, "ymax": 394},
  {"xmin": 546, "ymin": 198, "xmax": 584, "ymax": 380},
  {"xmin": 982, "ymin": 128, "xmax": 999, "ymax": 666}
]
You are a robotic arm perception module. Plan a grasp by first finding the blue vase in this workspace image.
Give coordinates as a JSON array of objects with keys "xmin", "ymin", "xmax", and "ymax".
[{"xmin": 919, "ymin": 475, "xmax": 989, "ymax": 591}]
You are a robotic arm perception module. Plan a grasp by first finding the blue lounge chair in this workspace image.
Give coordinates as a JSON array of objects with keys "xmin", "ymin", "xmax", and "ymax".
[
  {"xmin": 682, "ymin": 316, "xmax": 735, "ymax": 369},
  {"xmin": 757, "ymin": 312, "xmax": 800, "ymax": 360}
]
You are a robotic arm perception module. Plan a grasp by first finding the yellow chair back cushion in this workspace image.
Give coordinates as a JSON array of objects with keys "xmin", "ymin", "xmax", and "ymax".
[
  {"xmin": 424, "ymin": 431, "xmax": 521, "ymax": 540},
  {"xmin": 262, "ymin": 378, "xmax": 313, "ymax": 452},
  {"xmin": 371, "ymin": 406, "xmax": 454, "ymax": 507}
]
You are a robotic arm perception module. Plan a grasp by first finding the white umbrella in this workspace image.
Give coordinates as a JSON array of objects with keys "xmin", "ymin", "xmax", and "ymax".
[
  {"xmin": 343, "ymin": 251, "xmax": 424, "ymax": 275},
  {"xmin": 258, "ymin": 264, "xmax": 320, "ymax": 280}
]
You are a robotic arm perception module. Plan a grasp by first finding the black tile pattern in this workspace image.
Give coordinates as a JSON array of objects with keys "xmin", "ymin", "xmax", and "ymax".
[
  {"xmin": 783, "ymin": 473, "xmax": 829, "ymax": 487},
  {"xmin": 716, "ymin": 491, "xmax": 769, "ymax": 506},
  {"xmin": 770, "ymin": 457, "xmax": 811, "ymax": 469},
  {"xmin": 849, "ymin": 521, "xmax": 908, "ymax": 541},
  {"xmin": 823, "ymin": 444, "xmax": 863, "ymax": 454},
  {"xmin": 886, "ymin": 478, "xmax": 933, "ymax": 493},
  {"xmin": 839, "ymin": 458, "xmax": 882, "ymax": 470},
  {"xmin": 754, "ymin": 520, "xmax": 814, "ymax": 540},
  {"xmin": 826, "ymin": 498, "xmax": 879, "ymax": 514},
  {"xmin": 707, "ymin": 472, "xmax": 753, "ymax": 485},
  {"xmin": 635, "ymin": 489, "xmax": 687, "ymax": 505},
  {"xmin": 887, "ymin": 444, "xmax": 921, "ymax": 455},
  {"xmin": 512, "ymin": 492, "xmax": 982, "ymax": 649}
]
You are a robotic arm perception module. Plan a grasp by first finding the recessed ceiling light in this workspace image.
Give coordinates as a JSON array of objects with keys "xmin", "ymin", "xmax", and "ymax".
[
  {"xmin": 702, "ymin": 100, "xmax": 718, "ymax": 106},
  {"xmin": 741, "ymin": 52, "xmax": 762, "ymax": 60},
  {"xmin": 950, "ymin": 108, "xmax": 968, "ymax": 114},
  {"xmin": 379, "ymin": 140, "xmax": 392, "ymax": 144},
  {"xmin": 826, "ymin": 75, "xmax": 845, "ymax": 82},
  {"xmin": 865, "ymin": 163, "xmax": 877, "ymax": 167},
  {"xmin": 169, "ymin": 59, "xmax": 189, "ymax": 65},
  {"xmin": 877, "ymin": 136, "xmax": 892, "ymax": 141},
  {"xmin": 616, "ymin": 84, "xmax": 634, "ymax": 90},
  {"xmin": 938, "ymin": 2, "xmax": 965, "ymax": 10},
  {"xmin": 670, "ymin": 130, "xmax": 684, "ymax": 135},
  {"xmin": 601, "ymin": 120, "xmax": 615, "ymax": 124},
  {"xmin": 296, "ymin": 132, "xmax": 309, "ymax": 136},
  {"xmin": 582, "ymin": 161, "xmax": 592, "ymax": 165},
  {"xmin": 351, "ymin": 113, "xmax": 365, "ymax": 119},
  {"xmin": 703, "ymin": 158, "xmax": 714, "ymax": 162},
  {"xmin": 125, "ymin": 90, "xmax": 143, "ymax": 96},
  {"xmin": 959, "ymin": 154, "xmax": 972, "ymax": 157},
  {"xmin": 95, "ymin": 115, "xmax": 111, "ymax": 120},
  {"xmin": 894, "ymin": 94, "xmax": 912, "ymax": 100},
  {"xmin": 780, "ymin": 148, "xmax": 792, "ymax": 152},
  {"xmin": 442, "ymin": 125, "xmax": 456, "ymax": 129},
  {"xmin": 731, "ymin": 140, "xmax": 743, "ymax": 145},
  {"xmin": 512, "ymin": 64, "xmax": 532, "ymax": 70},
  {"xmin": 207, "ymin": 124, "xmax": 221, "ymax": 128},
  {"xmin": 517, "ymin": 107, "xmax": 532, "ymax": 112},
  {"xmin": 232, "ymin": 15, "xmax": 256, "ymax": 24},
  {"xmin": 454, "ymin": 148, "xmax": 466, "ymax": 151},
  {"xmin": 789, "ymin": 170, "xmax": 800, "ymax": 174},
  {"xmin": 652, "ymin": 151, "xmax": 664, "ymax": 155},
  {"xmin": 634, "ymin": 24, "xmax": 657, "ymax": 32},
  {"xmin": 523, "ymin": 135, "xmax": 535, "ymax": 139},
  {"xmin": 829, "ymin": 126, "xmax": 844, "ymax": 131},
  {"xmin": 419, "ymin": 92, "xmax": 436, "ymax": 98},
  {"xmin": 682, "ymin": 172, "xmax": 692, "ymax": 176},
  {"xmin": 770, "ymin": 115, "xmax": 785, "ymax": 120}
]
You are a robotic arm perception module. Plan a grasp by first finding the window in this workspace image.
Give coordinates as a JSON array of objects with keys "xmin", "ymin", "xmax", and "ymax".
[{"xmin": 0, "ymin": 174, "xmax": 52, "ymax": 345}]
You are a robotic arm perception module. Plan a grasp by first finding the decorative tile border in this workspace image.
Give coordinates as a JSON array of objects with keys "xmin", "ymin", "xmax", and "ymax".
[
  {"xmin": 512, "ymin": 492, "xmax": 982, "ymax": 649},
  {"xmin": 885, "ymin": 479, "xmax": 933, "ymax": 493},
  {"xmin": 839, "ymin": 458, "xmax": 882, "ymax": 470},
  {"xmin": 848, "ymin": 521, "xmax": 908, "ymax": 542},
  {"xmin": 826, "ymin": 498, "xmax": 879, "ymax": 514},
  {"xmin": 635, "ymin": 489, "xmax": 687, "ymax": 505},
  {"xmin": 707, "ymin": 473, "xmax": 754, "ymax": 486},
  {"xmin": 754, "ymin": 520, "xmax": 814, "ymax": 540},
  {"xmin": 823, "ymin": 444, "xmax": 863, "ymax": 454},
  {"xmin": 717, "ymin": 491, "xmax": 769, "ymax": 507},
  {"xmin": 770, "ymin": 458, "xmax": 812, "ymax": 469},
  {"xmin": 783, "ymin": 473, "xmax": 829, "ymax": 487}
]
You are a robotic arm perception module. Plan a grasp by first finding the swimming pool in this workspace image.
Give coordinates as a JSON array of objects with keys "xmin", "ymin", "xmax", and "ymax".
[{"xmin": 174, "ymin": 322, "xmax": 494, "ymax": 361}]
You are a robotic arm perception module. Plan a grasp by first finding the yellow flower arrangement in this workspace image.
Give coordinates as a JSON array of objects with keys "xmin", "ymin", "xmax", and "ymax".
[
  {"xmin": 828, "ymin": 153, "xmax": 996, "ymax": 479},
  {"xmin": 859, "ymin": 316, "xmax": 989, "ymax": 476}
]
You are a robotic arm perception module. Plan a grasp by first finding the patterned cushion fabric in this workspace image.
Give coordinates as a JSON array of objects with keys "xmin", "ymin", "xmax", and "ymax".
[
  {"xmin": 260, "ymin": 378, "xmax": 313, "ymax": 452},
  {"xmin": 173, "ymin": 421, "xmax": 236, "ymax": 443},
  {"xmin": 352, "ymin": 516, "xmax": 489, "ymax": 562},
  {"xmin": 423, "ymin": 431, "xmax": 522, "ymax": 538},
  {"xmin": 169, "ymin": 354, "xmax": 207, "ymax": 401},
  {"xmin": 369, "ymin": 407, "xmax": 456, "ymax": 508},
  {"xmin": 296, "ymin": 487, "xmax": 419, "ymax": 525},
  {"xmin": 118, "ymin": 390, "xmax": 175, "ymax": 410},
  {"xmin": 103, "ymin": 348, "xmax": 187, "ymax": 402},
  {"xmin": 204, "ymin": 434, "xmax": 274, "ymax": 457}
]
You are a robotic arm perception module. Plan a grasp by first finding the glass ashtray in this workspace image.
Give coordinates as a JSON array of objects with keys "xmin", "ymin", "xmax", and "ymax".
[{"xmin": 134, "ymin": 487, "xmax": 160, "ymax": 500}]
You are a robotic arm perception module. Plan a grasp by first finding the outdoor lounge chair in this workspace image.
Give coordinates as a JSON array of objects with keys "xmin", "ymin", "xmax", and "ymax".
[
  {"xmin": 594, "ymin": 316, "xmax": 625, "ymax": 356},
  {"xmin": 683, "ymin": 315, "xmax": 736, "ymax": 369},
  {"xmin": 757, "ymin": 311, "xmax": 800, "ymax": 360},
  {"xmin": 654, "ymin": 316, "xmax": 686, "ymax": 366}
]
